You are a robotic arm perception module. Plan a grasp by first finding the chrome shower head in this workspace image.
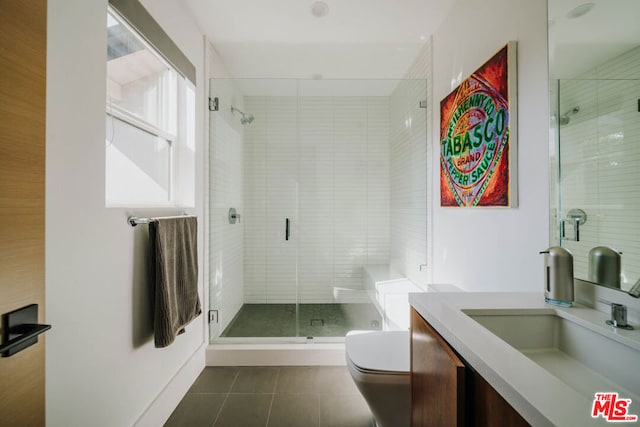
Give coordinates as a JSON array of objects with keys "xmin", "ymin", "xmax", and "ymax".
[
  {"xmin": 241, "ymin": 113, "xmax": 254, "ymax": 125},
  {"xmin": 559, "ymin": 106, "xmax": 580, "ymax": 126},
  {"xmin": 231, "ymin": 106, "xmax": 254, "ymax": 125}
]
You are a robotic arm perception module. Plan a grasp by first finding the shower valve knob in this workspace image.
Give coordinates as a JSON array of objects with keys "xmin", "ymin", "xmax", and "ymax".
[{"xmin": 228, "ymin": 208, "xmax": 240, "ymax": 224}]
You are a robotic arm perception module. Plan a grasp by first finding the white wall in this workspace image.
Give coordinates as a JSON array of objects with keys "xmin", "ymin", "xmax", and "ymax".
[
  {"xmin": 429, "ymin": 0, "xmax": 549, "ymax": 291},
  {"xmin": 46, "ymin": 0, "xmax": 206, "ymax": 425}
]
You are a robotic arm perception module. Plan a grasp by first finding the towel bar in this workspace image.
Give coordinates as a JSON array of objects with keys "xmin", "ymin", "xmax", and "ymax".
[{"xmin": 128, "ymin": 215, "xmax": 195, "ymax": 227}]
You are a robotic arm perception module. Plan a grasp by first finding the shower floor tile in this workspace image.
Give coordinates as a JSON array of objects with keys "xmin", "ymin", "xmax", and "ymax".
[{"xmin": 220, "ymin": 303, "xmax": 382, "ymax": 338}]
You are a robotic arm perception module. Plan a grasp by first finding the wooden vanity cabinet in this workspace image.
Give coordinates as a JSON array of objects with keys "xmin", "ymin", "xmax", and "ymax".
[
  {"xmin": 410, "ymin": 308, "xmax": 467, "ymax": 426},
  {"xmin": 472, "ymin": 373, "xmax": 530, "ymax": 427},
  {"xmin": 410, "ymin": 308, "xmax": 529, "ymax": 427}
]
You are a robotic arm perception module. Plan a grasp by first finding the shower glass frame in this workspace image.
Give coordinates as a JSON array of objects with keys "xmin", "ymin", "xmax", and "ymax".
[{"xmin": 208, "ymin": 77, "xmax": 427, "ymax": 344}]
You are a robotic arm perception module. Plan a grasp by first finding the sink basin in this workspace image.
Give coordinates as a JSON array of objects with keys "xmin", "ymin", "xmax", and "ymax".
[{"xmin": 462, "ymin": 308, "xmax": 640, "ymax": 401}]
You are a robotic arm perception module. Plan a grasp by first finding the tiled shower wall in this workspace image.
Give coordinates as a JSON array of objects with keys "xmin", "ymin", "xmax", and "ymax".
[
  {"xmin": 243, "ymin": 96, "xmax": 390, "ymax": 303},
  {"xmin": 389, "ymin": 43, "xmax": 431, "ymax": 286},
  {"xmin": 555, "ymin": 46, "xmax": 640, "ymax": 288}
]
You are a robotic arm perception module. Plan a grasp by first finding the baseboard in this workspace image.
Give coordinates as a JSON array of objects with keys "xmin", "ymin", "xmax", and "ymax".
[
  {"xmin": 206, "ymin": 343, "xmax": 346, "ymax": 366},
  {"xmin": 134, "ymin": 344, "xmax": 206, "ymax": 427}
]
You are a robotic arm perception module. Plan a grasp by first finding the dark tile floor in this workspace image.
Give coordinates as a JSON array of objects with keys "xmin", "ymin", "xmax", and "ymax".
[
  {"xmin": 165, "ymin": 366, "xmax": 374, "ymax": 427},
  {"xmin": 220, "ymin": 304, "xmax": 382, "ymax": 337}
]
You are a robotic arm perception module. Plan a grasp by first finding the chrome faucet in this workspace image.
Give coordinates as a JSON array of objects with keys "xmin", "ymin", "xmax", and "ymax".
[{"xmin": 606, "ymin": 303, "xmax": 633, "ymax": 330}]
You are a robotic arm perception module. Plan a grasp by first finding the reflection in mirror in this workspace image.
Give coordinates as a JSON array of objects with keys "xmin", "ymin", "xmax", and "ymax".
[{"xmin": 548, "ymin": 0, "xmax": 640, "ymax": 293}]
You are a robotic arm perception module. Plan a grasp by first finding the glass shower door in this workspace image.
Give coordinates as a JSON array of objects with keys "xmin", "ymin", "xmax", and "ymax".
[{"xmin": 242, "ymin": 90, "xmax": 300, "ymax": 337}]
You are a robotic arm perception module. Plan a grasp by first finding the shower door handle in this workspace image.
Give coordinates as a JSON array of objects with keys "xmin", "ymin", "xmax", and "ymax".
[{"xmin": 285, "ymin": 218, "xmax": 290, "ymax": 241}]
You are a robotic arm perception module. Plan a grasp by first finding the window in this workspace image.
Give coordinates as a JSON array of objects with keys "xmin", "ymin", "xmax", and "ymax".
[{"xmin": 105, "ymin": 7, "xmax": 194, "ymax": 207}]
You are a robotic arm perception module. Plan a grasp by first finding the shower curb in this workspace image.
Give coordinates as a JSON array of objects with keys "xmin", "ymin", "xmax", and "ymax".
[{"xmin": 206, "ymin": 343, "xmax": 346, "ymax": 366}]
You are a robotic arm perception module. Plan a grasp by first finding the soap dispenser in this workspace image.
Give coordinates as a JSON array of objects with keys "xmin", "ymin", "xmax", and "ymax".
[
  {"xmin": 588, "ymin": 246, "xmax": 621, "ymax": 289},
  {"xmin": 540, "ymin": 247, "xmax": 574, "ymax": 307}
]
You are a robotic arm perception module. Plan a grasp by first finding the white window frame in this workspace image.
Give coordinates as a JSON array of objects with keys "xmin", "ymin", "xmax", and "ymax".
[{"xmin": 105, "ymin": 6, "xmax": 194, "ymax": 208}]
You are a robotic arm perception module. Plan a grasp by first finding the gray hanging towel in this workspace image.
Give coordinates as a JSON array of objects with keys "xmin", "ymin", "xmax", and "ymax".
[{"xmin": 149, "ymin": 216, "xmax": 201, "ymax": 348}]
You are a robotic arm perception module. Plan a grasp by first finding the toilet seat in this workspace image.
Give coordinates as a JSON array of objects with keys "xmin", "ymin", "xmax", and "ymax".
[{"xmin": 345, "ymin": 330, "xmax": 409, "ymax": 374}]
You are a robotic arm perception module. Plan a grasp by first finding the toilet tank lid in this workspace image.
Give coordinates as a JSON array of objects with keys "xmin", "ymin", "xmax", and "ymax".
[{"xmin": 345, "ymin": 330, "xmax": 409, "ymax": 373}]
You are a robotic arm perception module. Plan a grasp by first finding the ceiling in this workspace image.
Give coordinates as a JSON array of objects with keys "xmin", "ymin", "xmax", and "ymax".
[
  {"xmin": 549, "ymin": 0, "xmax": 640, "ymax": 78},
  {"xmin": 181, "ymin": 0, "xmax": 455, "ymax": 79},
  {"xmin": 149, "ymin": 1, "xmax": 640, "ymax": 82}
]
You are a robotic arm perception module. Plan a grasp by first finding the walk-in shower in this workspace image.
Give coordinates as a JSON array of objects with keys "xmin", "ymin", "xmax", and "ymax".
[{"xmin": 208, "ymin": 78, "xmax": 427, "ymax": 343}]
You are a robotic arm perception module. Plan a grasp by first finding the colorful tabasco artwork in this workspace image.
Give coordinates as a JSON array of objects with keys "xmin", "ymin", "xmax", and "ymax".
[{"xmin": 440, "ymin": 42, "xmax": 517, "ymax": 207}]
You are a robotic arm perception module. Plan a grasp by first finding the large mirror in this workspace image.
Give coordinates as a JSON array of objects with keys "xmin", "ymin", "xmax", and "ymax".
[{"xmin": 549, "ymin": 0, "xmax": 640, "ymax": 293}]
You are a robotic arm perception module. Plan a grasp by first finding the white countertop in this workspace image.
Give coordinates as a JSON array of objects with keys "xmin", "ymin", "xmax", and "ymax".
[{"xmin": 409, "ymin": 292, "xmax": 640, "ymax": 426}]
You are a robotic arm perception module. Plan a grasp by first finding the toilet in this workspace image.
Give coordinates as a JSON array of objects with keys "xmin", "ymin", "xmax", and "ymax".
[{"xmin": 345, "ymin": 330, "xmax": 410, "ymax": 427}]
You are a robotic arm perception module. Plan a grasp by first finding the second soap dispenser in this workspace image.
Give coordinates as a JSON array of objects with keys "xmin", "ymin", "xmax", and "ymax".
[{"xmin": 540, "ymin": 246, "xmax": 574, "ymax": 307}]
